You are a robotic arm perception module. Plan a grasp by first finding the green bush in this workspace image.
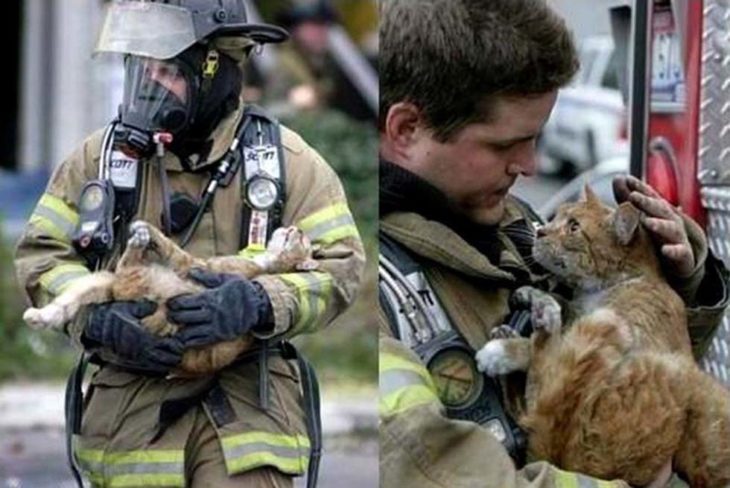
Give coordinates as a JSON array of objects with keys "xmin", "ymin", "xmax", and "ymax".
[
  {"xmin": 0, "ymin": 219, "xmax": 77, "ymax": 381},
  {"xmin": 282, "ymin": 109, "xmax": 378, "ymax": 244}
]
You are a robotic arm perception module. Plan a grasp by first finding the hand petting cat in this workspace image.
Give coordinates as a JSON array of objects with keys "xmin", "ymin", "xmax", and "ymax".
[{"xmin": 613, "ymin": 175, "xmax": 695, "ymax": 278}]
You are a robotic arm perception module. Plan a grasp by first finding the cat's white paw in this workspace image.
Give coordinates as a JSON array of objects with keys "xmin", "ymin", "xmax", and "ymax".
[
  {"xmin": 267, "ymin": 227, "xmax": 308, "ymax": 254},
  {"xmin": 23, "ymin": 304, "xmax": 65, "ymax": 330},
  {"xmin": 263, "ymin": 226, "xmax": 313, "ymax": 264},
  {"xmin": 475, "ymin": 340, "xmax": 516, "ymax": 377},
  {"xmin": 128, "ymin": 221, "xmax": 151, "ymax": 249}
]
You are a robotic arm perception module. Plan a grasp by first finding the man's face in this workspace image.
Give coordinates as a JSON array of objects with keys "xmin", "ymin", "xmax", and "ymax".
[
  {"xmin": 144, "ymin": 58, "xmax": 189, "ymax": 103},
  {"xmin": 408, "ymin": 92, "xmax": 558, "ymax": 225}
]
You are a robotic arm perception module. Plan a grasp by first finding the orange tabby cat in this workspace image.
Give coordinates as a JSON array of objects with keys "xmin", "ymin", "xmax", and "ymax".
[
  {"xmin": 23, "ymin": 221, "xmax": 317, "ymax": 376},
  {"xmin": 476, "ymin": 187, "xmax": 730, "ymax": 487}
]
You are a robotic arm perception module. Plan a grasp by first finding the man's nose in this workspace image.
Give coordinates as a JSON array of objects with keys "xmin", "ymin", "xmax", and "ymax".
[{"xmin": 507, "ymin": 144, "xmax": 538, "ymax": 177}]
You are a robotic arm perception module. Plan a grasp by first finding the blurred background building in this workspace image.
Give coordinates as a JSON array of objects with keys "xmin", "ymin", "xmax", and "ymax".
[{"xmin": 11, "ymin": 0, "xmax": 377, "ymax": 175}]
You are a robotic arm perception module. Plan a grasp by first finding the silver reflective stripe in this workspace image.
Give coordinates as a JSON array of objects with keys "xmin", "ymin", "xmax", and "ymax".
[
  {"xmin": 224, "ymin": 442, "xmax": 306, "ymax": 461},
  {"xmin": 380, "ymin": 369, "xmax": 428, "ymax": 397},
  {"xmin": 297, "ymin": 273, "xmax": 328, "ymax": 332},
  {"xmin": 78, "ymin": 458, "xmax": 102, "ymax": 475},
  {"xmin": 77, "ymin": 458, "xmax": 184, "ymax": 476},
  {"xmin": 33, "ymin": 205, "xmax": 77, "ymax": 240},
  {"xmin": 578, "ymin": 475, "xmax": 598, "ymax": 488},
  {"xmin": 106, "ymin": 462, "xmax": 184, "ymax": 476},
  {"xmin": 305, "ymin": 213, "xmax": 356, "ymax": 241},
  {"xmin": 279, "ymin": 272, "xmax": 332, "ymax": 333},
  {"xmin": 45, "ymin": 269, "xmax": 89, "ymax": 296}
]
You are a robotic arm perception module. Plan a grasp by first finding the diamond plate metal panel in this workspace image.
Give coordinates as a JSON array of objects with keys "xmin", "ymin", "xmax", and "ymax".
[
  {"xmin": 698, "ymin": 0, "xmax": 730, "ymax": 184},
  {"xmin": 700, "ymin": 187, "xmax": 730, "ymax": 386}
]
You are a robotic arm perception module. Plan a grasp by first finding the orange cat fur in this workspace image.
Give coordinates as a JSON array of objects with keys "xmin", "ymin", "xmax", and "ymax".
[
  {"xmin": 476, "ymin": 187, "xmax": 730, "ymax": 487},
  {"xmin": 23, "ymin": 221, "xmax": 317, "ymax": 376}
]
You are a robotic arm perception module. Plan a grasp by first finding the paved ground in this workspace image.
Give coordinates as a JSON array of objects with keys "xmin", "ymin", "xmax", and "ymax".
[{"xmin": 0, "ymin": 383, "xmax": 378, "ymax": 488}]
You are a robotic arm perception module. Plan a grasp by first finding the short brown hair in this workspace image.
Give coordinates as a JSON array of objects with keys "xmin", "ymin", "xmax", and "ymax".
[{"xmin": 380, "ymin": 0, "xmax": 579, "ymax": 141}]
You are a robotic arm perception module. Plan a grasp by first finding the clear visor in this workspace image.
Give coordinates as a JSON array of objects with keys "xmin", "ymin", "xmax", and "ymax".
[
  {"xmin": 122, "ymin": 56, "xmax": 193, "ymax": 134},
  {"xmin": 95, "ymin": 3, "xmax": 197, "ymax": 60}
]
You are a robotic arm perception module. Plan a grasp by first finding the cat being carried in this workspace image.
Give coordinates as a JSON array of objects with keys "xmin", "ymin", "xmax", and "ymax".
[
  {"xmin": 476, "ymin": 187, "xmax": 730, "ymax": 487},
  {"xmin": 23, "ymin": 221, "xmax": 317, "ymax": 376}
]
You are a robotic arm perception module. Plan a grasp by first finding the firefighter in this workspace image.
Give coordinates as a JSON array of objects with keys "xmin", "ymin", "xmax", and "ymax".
[
  {"xmin": 378, "ymin": 0, "xmax": 728, "ymax": 487},
  {"xmin": 267, "ymin": 0, "xmax": 340, "ymax": 112},
  {"xmin": 14, "ymin": 1, "xmax": 365, "ymax": 487}
]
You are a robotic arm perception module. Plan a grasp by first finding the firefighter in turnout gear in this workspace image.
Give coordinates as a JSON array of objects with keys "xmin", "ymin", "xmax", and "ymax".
[
  {"xmin": 14, "ymin": 1, "xmax": 365, "ymax": 487},
  {"xmin": 377, "ymin": 0, "xmax": 728, "ymax": 487}
]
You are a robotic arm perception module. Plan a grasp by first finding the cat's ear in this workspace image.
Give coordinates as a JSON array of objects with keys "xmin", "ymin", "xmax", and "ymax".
[
  {"xmin": 582, "ymin": 184, "xmax": 602, "ymax": 208},
  {"xmin": 613, "ymin": 202, "xmax": 641, "ymax": 245}
]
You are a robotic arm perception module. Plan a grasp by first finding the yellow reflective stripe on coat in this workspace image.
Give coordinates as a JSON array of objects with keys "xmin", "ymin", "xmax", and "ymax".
[
  {"xmin": 238, "ymin": 243, "xmax": 266, "ymax": 259},
  {"xmin": 297, "ymin": 202, "xmax": 359, "ymax": 245},
  {"xmin": 76, "ymin": 448, "xmax": 185, "ymax": 487},
  {"xmin": 380, "ymin": 352, "xmax": 440, "ymax": 417},
  {"xmin": 29, "ymin": 193, "xmax": 79, "ymax": 243},
  {"xmin": 221, "ymin": 431, "xmax": 311, "ymax": 475},
  {"xmin": 553, "ymin": 468, "xmax": 621, "ymax": 488},
  {"xmin": 39, "ymin": 263, "xmax": 90, "ymax": 296},
  {"xmin": 279, "ymin": 272, "xmax": 333, "ymax": 333}
]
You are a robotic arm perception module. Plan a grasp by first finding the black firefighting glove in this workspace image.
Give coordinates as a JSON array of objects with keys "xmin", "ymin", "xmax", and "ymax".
[
  {"xmin": 82, "ymin": 300, "xmax": 184, "ymax": 374},
  {"xmin": 166, "ymin": 269, "xmax": 273, "ymax": 348}
]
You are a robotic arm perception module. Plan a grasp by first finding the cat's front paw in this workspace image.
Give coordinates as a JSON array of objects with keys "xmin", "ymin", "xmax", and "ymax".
[
  {"xmin": 23, "ymin": 304, "xmax": 65, "ymax": 330},
  {"xmin": 263, "ymin": 227, "xmax": 317, "ymax": 270},
  {"xmin": 128, "ymin": 221, "xmax": 151, "ymax": 249},
  {"xmin": 489, "ymin": 324, "xmax": 519, "ymax": 340},
  {"xmin": 476, "ymin": 340, "xmax": 517, "ymax": 376},
  {"xmin": 512, "ymin": 286, "xmax": 562, "ymax": 335}
]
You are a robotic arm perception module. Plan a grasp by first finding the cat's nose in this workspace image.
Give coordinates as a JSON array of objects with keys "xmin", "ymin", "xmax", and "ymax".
[{"xmin": 535, "ymin": 226, "xmax": 547, "ymax": 238}]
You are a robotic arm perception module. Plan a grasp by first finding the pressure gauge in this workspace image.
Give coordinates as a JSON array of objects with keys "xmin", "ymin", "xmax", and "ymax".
[
  {"xmin": 80, "ymin": 183, "xmax": 106, "ymax": 212},
  {"xmin": 428, "ymin": 347, "xmax": 484, "ymax": 409},
  {"xmin": 246, "ymin": 175, "xmax": 279, "ymax": 211}
]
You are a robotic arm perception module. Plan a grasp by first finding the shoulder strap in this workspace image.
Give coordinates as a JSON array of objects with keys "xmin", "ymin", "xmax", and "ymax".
[
  {"xmin": 378, "ymin": 233, "xmax": 454, "ymax": 345},
  {"xmin": 379, "ymin": 234, "xmax": 417, "ymax": 338},
  {"xmin": 239, "ymin": 105, "xmax": 287, "ymax": 249}
]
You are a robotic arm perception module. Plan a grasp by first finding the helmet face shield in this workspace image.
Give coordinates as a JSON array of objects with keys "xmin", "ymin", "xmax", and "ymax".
[
  {"xmin": 95, "ymin": 1, "xmax": 289, "ymax": 61},
  {"xmin": 120, "ymin": 56, "xmax": 196, "ymax": 137},
  {"xmin": 95, "ymin": 3, "xmax": 198, "ymax": 60}
]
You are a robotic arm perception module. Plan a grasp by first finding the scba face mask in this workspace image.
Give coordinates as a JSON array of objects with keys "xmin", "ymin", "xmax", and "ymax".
[
  {"xmin": 95, "ymin": 0, "xmax": 289, "ymax": 159},
  {"xmin": 117, "ymin": 55, "xmax": 197, "ymax": 157}
]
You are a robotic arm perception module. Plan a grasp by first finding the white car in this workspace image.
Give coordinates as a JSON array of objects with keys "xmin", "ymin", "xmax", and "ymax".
[
  {"xmin": 540, "ymin": 35, "xmax": 627, "ymax": 175},
  {"xmin": 539, "ymin": 156, "xmax": 629, "ymax": 221}
]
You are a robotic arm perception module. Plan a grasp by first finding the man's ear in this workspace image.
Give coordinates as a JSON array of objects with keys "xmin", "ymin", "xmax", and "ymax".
[
  {"xmin": 383, "ymin": 102, "xmax": 422, "ymax": 152},
  {"xmin": 613, "ymin": 202, "xmax": 641, "ymax": 245}
]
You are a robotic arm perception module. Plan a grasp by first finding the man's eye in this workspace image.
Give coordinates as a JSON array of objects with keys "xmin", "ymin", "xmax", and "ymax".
[{"xmin": 490, "ymin": 141, "xmax": 516, "ymax": 151}]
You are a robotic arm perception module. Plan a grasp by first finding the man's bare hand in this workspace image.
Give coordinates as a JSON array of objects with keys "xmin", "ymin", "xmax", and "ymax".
[{"xmin": 613, "ymin": 175, "xmax": 695, "ymax": 278}]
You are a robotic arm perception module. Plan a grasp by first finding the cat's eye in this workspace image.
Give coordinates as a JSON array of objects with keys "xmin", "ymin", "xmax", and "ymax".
[{"xmin": 567, "ymin": 219, "xmax": 580, "ymax": 233}]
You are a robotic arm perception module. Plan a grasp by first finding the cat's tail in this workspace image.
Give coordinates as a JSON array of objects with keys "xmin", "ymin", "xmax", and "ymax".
[{"xmin": 674, "ymin": 366, "xmax": 730, "ymax": 488}]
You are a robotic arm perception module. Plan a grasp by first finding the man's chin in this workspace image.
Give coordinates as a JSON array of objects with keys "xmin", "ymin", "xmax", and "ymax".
[{"xmin": 463, "ymin": 200, "xmax": 506, "ymax": 226}]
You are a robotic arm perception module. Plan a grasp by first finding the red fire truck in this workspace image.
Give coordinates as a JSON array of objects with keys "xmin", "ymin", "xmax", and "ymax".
[{"xmin": 610, "ymin": 0, "xmax": 730, "ymax": 386}]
